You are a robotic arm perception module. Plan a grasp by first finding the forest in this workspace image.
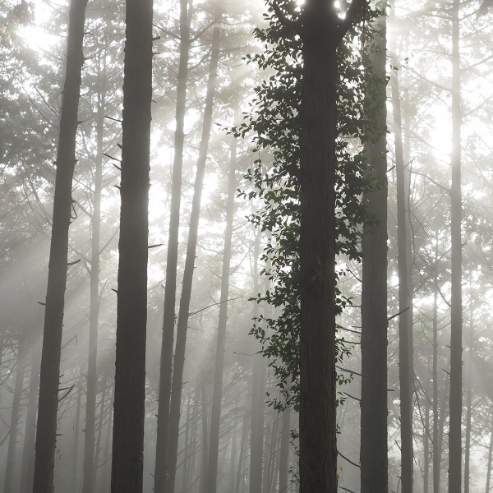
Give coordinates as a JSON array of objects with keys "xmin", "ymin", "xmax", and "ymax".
[{"xmin": 1, "ymin": 0, "xmax": 492, "ymax": 492}]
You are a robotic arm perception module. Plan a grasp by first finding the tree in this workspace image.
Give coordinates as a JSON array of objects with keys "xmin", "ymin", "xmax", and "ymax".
[
  {"xmin": 296, "ymin": 1, "xmax": 366, "ymax": 491},
  {"xmin": 154, "ymin": 0, "xmax": 192, "ymax": 489},
  {"xmin": 32, "ymin": 1, "xmax": 89, "ymax": 491},
  {"xmin": 110, "ymin": 0, "xmax": 153, "ymax": 491},
  {"xmin": 360, "ymin": 5, "xmax": 388, "ymax": 492}
]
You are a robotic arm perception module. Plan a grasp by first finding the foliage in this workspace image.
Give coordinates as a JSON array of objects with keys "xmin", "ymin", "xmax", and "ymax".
[{"xmin": 236, "ymin": 0, "xmax": 373, "ymax": 409}]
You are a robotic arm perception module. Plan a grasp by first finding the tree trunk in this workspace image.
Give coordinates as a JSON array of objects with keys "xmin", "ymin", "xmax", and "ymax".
[
  {"xmin": 464, "ymin": 296, "xmax": 474, "ymax": 493},
  {"xmin": 110, "ymin": 0, "xmax": 153, "ymax": 490},
  {"xmin": 82, "ymin": 81, "xmax": 105, "ymax": 493},
  {"xmin": 4, "ymin": 335, "xmax": 27, "ymax": 493},
  {"xmin": 448, "ymin": 1, "xmax": 462, "ymax": 491},
  {"xmin": 432, "ymin": 261, "xmax": 440, "ymax": 493},
  {"xmin": 423, "ymin": 399, "xmax": 430, "ymax": 493},
  {"xmin": 165, "ymin": 12, "xmax": 222, "ymax": 493},
  {"xmin": 391, "ymin": 52, "xmax": 414, "ymax": 493},
  {"xmin": 249, "ymin": 348, "xmax": 266, "ymax": 493},
  {"xmin": 199, "ymin": 383, "xmax": 209, "ymax": 493},
  {"xmin": 360, "ymin": 8, "xmax": 388, "ymax": 493},
  {"xmin": 71, "ymin": 379, "xmax": 82, "ymax": 492},
  {"xmin": 205, "ymin": 131, "xmax": 237, "ymax": 493},
  {"xmin": 485, "ymin": 409, "xmax": 493, "ymax": 493},
  {"xmin": 20, "ymin": 346, "xmax": 40, "ymax": 493},
  {"xmin": 33, "ymin": 1, "xmax": 88, "ymax": 491},
  {"xmin": 278, "ymin": 408, "xmax": 290, "ymax": 493},
  {"xmin": 154, "ymin": 1, "xmax": 191, "ymax": 489}
]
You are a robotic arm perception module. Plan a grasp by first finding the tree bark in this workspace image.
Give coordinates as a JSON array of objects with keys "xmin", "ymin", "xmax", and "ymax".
[
  {"xmin": 154, "ymin": 1, "xmax": 192, "ymax": 489},
  {"xmin": 110, "ymin": 0, "xmax": 153, "ymax": 490},
  {"xmin": 485, "ymin": 409, "xmax": 493, "ymax": 493},
  {"xmin": 205, "ymin": 131, "xmax": 237, "ymax": 493},
  {"xmin": 33, "ymin": 1, "xmax": 88, "ymax": 491},
  {"xmin": 165, "ymin": 11, "xmax": 222, "ymax": 493},
  {"xmin": 448, "ymin": 1, "xmax": 462, "ymax": 491},
  {"xmin": 391, "ymin": 52, "xmax": 414, "ymax": 493},
  {"xmin": 432, "ymin": 256, "xmax": 440, "ymax": 493},
  {"xmin": 360, "ymin": 8, "xmax": 388, "ymax": 493}
]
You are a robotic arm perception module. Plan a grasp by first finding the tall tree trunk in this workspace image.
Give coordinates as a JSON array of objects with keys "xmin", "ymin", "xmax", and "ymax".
[
  {"xmin": 360, "ymin": 8, "xmax": 388, "ymax": 493},
  {"xmin": 391, "ymin": 52, "xmax": 414, "ymax": 493},
  {"xmin": 235, "ymin": 409, "xmax": 249, "ymax": 493},
  {"xmin": 423, "ymin": 399, "xmax": 430, "ymax": 493},
  {"xmin": 154, "ymin": 1, "xmax": 191, "ymax": 489},
  {"xmin": 82, "ymin": 83, "xmax": 105, "ymax": 493},
  {"xmin": 4, "ymin": 335, "xmax": 27, "ymax": 493},
  {"xmin": 165, "ymin": 12, "xmax": 222, "ymax": 493},
  {"xmin": 249, "ymin": 348, "xmax": 266, "ymax": 493},
  {"xmin": 432, "ymin": 259, "xmax": 440, "ymax": 493},
  {"xmin": 278, "ymin": 408, "xmax": 290, "ymax": 493},
  {"xmin": 485, "ymin": 409, "xmax": 493, "ymax": 493},
  {"xmin": 71, "ymin": 379, "xmax": 83, "ymax": 492},
  {"xmin": 464, "ymin": 296, "xmax": 473, "ymax": 493},
  {"xmin": 110, "ymin": 0, "xmax": 153, "ymax": 490},
  {"xmin": 199, "ymin": 383, "xmax": 209, "ymax": 493},
  {"xmin": 205, "ymin": 131, "xmax": 237, "ymax": 493},
  {"xmin": 20, "ymin": 346, "xmax": 40, "ymax": 493},
  {"xmin": 33, "ymin": 1, "xmax": 88, "ymax": 491},
  {"xmin": 448, "ymin": 1, "xmax": 462, "ymax": 491}
]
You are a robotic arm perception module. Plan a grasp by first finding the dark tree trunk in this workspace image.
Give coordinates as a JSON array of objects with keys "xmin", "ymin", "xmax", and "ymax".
[
  {"xmin": 20, "ymin": 346, "xmax": 40, "ymax": 493},
  {"xmin": 82, "ymin": 84, "xmax": 105, "ymax": 493},
  {"xmin": 110, "ymin": 0, "xmax": 153, "ymax": 491},
  {"xmin": 278, "ymin": 408, "xmax": 290, "ymax": 493},
  {"xmin": 205, "ymin": 133, "xmax": 237, "ymax": 493},
  {"xmin": 448, "ymin": 2, "xmax": 462, "ymax": 491},
  {"xmin": 4, "ymin": 335, "xmax": 27, "ymax": 493},
  {"xmin": 165, "ymin": 12, "xmax": 222, "ymax": 493},
  {"xmin": 154, "ymin": 1, "xmax": 191, "ymax": 489},
  {"xmin": 360, "ymin": 9, "xmax": 388, "ymax": 493},
  {"xmin": 298, "ymin": 1, "xmax": 363, "ymax": 490},
  {"xmin": 33, "ymin": 1, "xmax": 88, "ymax": 491},
  {"xmin": 390, "ymin": 52, "xmax": 414, "ymax": 493}
]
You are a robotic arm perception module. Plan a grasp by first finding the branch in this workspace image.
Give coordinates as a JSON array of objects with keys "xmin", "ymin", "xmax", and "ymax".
[
  {"xmin": 337, "ymin": 0, "xmax": 368, "ymax": 40},
  {"xmin": 269, "ymin": 1, "xmax": 301, "ymax": 36}
]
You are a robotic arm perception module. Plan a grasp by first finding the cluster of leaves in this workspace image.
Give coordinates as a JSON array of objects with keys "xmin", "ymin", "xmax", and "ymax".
[{"xmin": 236, "ymin": 0, "xmax": 374, "ymax": 409}]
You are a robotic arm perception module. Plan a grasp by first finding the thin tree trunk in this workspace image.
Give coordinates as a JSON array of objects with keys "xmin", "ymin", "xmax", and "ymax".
[
  {"xmin": 235, "ymin": 409, "xmax": 249, "ymax": 493},
  {"xmin": 448, "ymin": 1, "xmax": 463, "ymax": 491},
  {"xmin": 20, "ymin": 346, "xmax": 40, "ymax": 493},
  {"xmin": 205, "ymin": 130, "xmax": 237, "ymax": 493},
  {"xmin": 110, "ymin": 0, "xmax": 153, "ymax": 490},
  {"xmin": 81, "ymin": 81, "xmax": 105, "ymax": 493},
  {"xmin": 360, "ymin": 8, "xmax": 388, "ymax": 493},
  {"xmin": 278, "ymin": 408, "xmax": 290, "ymax": 493},
  {"xmin": 423, "ymin": 399, "xmax": 430, "ymax": 493},
  {"xmin": 71, "ymin": 378, "xmax": 83, "ymax": 492},
  {"xmin": 485, "ymin": 409, "xmax": 493, "ymax": 493},
  {"xmin": 464, "ymin": 297, "xmax": 474, "ymax": 493},
  {"xmin": 199, "ymin": 383, "xmax": 209, "ymax": 493},
  {"xmin": 391, "ymin": 52, "xmax": 414, "ymax": 493},
  {"xmin": 249, "ymin": 349, "xmax": 266, "ymax": 493},
  {"xmin": 33, "ymin": 1, "xmax": 88, "ymax": 491},
  {"xmin": 432, "ymin": 257, "xmax": 440, "ymax": 493},
  {"xmin": 154, "ymin": 1, "xmax": 191, "ymax": 489},
  {"xmin": 4, "ymin": 336, "xmax": 27, "ymax": 493},
  {"xmin": 166, "ymin": 13, "xmax": 222, "ymax": 493}
]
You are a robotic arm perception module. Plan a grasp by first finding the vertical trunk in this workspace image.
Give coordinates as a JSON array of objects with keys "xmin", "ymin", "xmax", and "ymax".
[
  {"xmin": 423, "ymin": 400, "xmax": 430, "ymax": 493},
  {"xmin": 432, "ymin": 266, "xmax": 440, "ymax": 493},
  {"xmin": 235, "ymin": 409, "xmax": 249, "ymax": 493},
  {"xmin": 391, "ymin": 52, "xmax": 414, "ymax": 493},
  {"xmin": 154, "ymin": 1, "xmax": 191, "ymax": 489},
  {"xmin": 263, "ymin": 413, "xmax": 280, "ymax": 493},
  {"xmin": 299, "ymin": 4, "xmax": 339, "ymax": 490},
  {"xmin": 33, "ymin": 1, "xmax": 88, "ymax": 491},
  {"xmin": 93, "ymin": 372, "xmax": 109, "ymax": 479},
  {"xmin": 81, "ymin": 83, "xmax": 105, "ymax": 493},
  {"xmin": 166, "ymin": 14, "xmax": 222, "ymax": 492},
  {"xmin": 464, "ymin": 298, "xmax": 473, "ymax": 493},
  {"xmin": 180, "ymin": 395, "xmax": 193, "ymax": 493},
  {"xmin": 199, "ymin": 383, "xmax": 209, "ymax": 493},
  {"xmin": 20, "ymin": 347, "xmax": 40, "ymax": 493},
  {"xmin": 360, "ymin": 8, "xmax": 388, "ymax": 493},
  {"xmin": 4, "ymin": 336, "xmax": 27, "ymax": 493},
  {"xmin": 205, "ymin": 131, "xmax": 237, "ymax": 493},
  {"xmin": 278, "ymin": 408, "xmax": 290, "ymax": 493},
  {"xmin": 448, "ymin": 1, "xmax": 462, "ymax": 491},
  {"xmin": 71, "ymin": 379, "xmax": 83, "ymax": 491},
  {"xmin": 110, "ymin": 0, "xmax": 153, "ymax": 490},
  {"xmin": 249, "ymin": 352, "xmax": 266, "ymax": 493},
  {"xmin": 485, "ymin": 409, "xmax": 493, "ymax": 493}
]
